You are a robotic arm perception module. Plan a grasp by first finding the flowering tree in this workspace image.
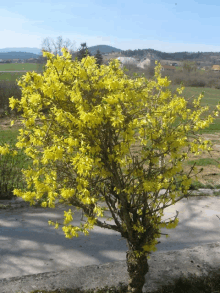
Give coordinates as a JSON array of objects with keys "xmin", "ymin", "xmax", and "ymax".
[{"xmin": 1, "ymin": 48, "xmax": 219, "ymax": 293}]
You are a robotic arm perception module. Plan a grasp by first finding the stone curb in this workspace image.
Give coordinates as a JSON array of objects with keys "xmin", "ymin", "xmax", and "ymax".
[{"xmin": 0, "ymin": 242, "xmax": 219, "ymax": 293}]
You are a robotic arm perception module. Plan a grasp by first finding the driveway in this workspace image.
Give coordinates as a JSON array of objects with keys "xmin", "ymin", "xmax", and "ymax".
[{"xmin": 0, "ymin": 190, "xmax": 220, "ymax": 280}]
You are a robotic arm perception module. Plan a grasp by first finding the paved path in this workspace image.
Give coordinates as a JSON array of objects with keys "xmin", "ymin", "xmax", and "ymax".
[{"xmin": 0, "ymin": 189, "xmax": 220, "ymax": 280}]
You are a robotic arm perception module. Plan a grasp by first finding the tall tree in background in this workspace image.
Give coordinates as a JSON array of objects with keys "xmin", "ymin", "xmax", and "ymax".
[
  {"xmin": 76, "ymin": 42, "xmax": 91, "ymax": 62},
  {"xmin": 94, "ymin": 49, "xmax": 103, "ymax": 67},
  {"xmin": 41, "ymin": 36, "xmax": 76, "ymax": 56},
  {"xmin": 39, "ymin": 36, "xmax": 76, "ymax": 66},
  {"xmin": 182, "ymin": 60, "xmax": 198, "ymax": 73}
]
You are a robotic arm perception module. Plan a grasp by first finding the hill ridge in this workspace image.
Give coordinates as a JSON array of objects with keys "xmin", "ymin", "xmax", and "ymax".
[{"xmin": 0, "ymin": 45, "xmax": 220, "ymax": 63}]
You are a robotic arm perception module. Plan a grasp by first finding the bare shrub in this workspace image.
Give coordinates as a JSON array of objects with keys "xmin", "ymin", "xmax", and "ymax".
[
  {"xmin": 144, "ymin": 65, "xmax": 155, "ymax": 78},
  {"xmin": 186, "ymin": 79, "xmax": 206, "ymax": 87},
  {"xmin": 122, "ymin": 64, "xmax": 147, "ymax": 80}
]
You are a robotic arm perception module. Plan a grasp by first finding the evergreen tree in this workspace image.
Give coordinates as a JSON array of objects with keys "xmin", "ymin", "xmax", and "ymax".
[
  {"xmin": 94, "ymin": 49, "xmax": 103, "ymax": 67},
  {"xmin": 76, "ymin": 42, "xmax": 91, "ymax": 62}
]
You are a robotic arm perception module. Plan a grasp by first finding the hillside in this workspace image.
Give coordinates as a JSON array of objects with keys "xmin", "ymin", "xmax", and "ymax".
[
  {"xmin": 87, "ymin": 45, "xmax": 122, "ymax": 55},
  {"xmin": 0, "ymin": 47, "xmax": 41, "ymax": 55},
  {"xmin": 0, "ymin": 45, "xmax": 220, "ymax": 66},
  {"xmin": 0, "ymin": 52, "xmax": 40, "ymax": 60},
  {"xmin": 0, "ymin": 45, "xmax": 122, "ymax": 56},
  {"xmin": 0, "ymin": 45, "xmax": 122, "ymax": 60},
  {"xmin": 120, "ymin": 48, "xmax": 220, "ymax": 64}
]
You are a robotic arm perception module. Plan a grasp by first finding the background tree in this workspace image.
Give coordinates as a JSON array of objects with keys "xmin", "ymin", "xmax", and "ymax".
[
  {"xmin": 144, "ymin": 65, "xmax": 155, "ymax": 78},
  {"xmin": 182, "ymin": 60, "xmax": 198, "ymax": 73},
  {"xmin": 76, "ymin": 42, "xmax": 91, "ymax": 61},
  {"xmin": 2, "ymin": 50, "xmax": 220, "ymax": 293},
  {"xmin": 39, "ymin": 35, "xmax": 76, "ymax": 68},
  {"xmin": 94, "ymin": 49, "xmax": 103, "ymax": 67},
  {"xmin": 41, "ymin": 35, "xmax": 76, "ymax": 56},
  {"xmin": 36, "ymin": 52, "xmax": 47, "ymax": 65}
]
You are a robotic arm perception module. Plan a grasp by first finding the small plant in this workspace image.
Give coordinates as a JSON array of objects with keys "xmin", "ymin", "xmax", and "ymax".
[
  {"xmin": 187, "ymin": 158, "xmax": 220, "ymax": 167},
  {"xmin": 189, "ymin": 180, "xmax": 206, "ymax": 190},
  {"xmin": 205, "ymin": 183, "xmax": 214, "ymax": 189},
  {"xmin": 213, "ymin": 190, "xmax": 220, "ymax": 196},
  {"xmin": 0, "ymin": 203, "xmax": 12, "ymax": 209}
]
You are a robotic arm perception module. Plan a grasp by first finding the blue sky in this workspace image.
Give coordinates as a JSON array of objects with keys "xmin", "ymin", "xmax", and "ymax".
[{"xmin": 1, "ymin": 0, "xmax": 220, "ymax": 53}]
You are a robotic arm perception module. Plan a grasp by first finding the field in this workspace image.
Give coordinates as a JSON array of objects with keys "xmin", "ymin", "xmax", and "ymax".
[
  {"xmin": 168, "ymin": 85, "xmax": 220, "ymax": 133},
  {"xmin": 0, "ymin": 65, "xmax": 44, "ymax": 84},
  {"xmin": 0, "ymin": 62, "xmax": 44, "ymax": 72},
  {"xmin": 0, "ymin": 72, "xmax": 29, "ymax": 82},
  {"xmin": 0, "ymin": 63, "xmax": 44, "ymax": 82}
]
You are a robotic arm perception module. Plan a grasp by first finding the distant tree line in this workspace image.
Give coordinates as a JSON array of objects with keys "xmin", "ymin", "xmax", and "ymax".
[
  {"xmin": 120, "ymin": 48, "xmax": 203, "ymax": 61},
  {"xmin": 0, "ymin": 52, "xmax": 39, "ymax": 60}
]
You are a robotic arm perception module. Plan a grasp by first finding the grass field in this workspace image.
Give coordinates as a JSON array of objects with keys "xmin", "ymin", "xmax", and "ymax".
[
  {"xmin": 0, "ymin": 63, "xmax": 44, "ymax": 82},
  {"xmin": 0, "ymin": 63, "xmax": 44, "ymax": 72},
  {"xmin": 0, "ymin": 72, "xmax": 27, "ymax": 82},
  {"xmin": 168, "ymin": 85, "xmax": 220, "ymax": 133}
]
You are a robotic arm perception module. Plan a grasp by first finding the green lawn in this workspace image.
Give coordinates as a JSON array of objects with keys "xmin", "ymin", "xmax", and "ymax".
[
  {"xmin": 187, "ymin": 158, "xmax": 220, "ymax": 167},
  {"xmin": 167, "ymin": 85, "xmax": 220, "ymax": 133},
  {"xmin": 0, "ymin": 63, "xmax": 44, "ymax": 82},
  {"xmin": 0, "ymin": 72, "xmax": 26, "ymax": 82},
  {"xmin": 0, "ymin": 63, "xmax": 44, "ymax": 72}
]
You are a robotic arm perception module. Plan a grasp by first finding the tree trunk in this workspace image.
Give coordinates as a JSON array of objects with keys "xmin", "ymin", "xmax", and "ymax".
[{"xmin": 126, "ymin": 249, "xmax": 149, "ymax": 293}]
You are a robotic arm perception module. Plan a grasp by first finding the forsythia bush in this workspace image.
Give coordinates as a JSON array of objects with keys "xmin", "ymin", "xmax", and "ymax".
[{"xmin": 0, "ymin": 48, "xmax": 219, "ymax": 274}]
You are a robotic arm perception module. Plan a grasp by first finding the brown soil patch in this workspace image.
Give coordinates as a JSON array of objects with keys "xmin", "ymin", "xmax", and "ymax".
[
  {"xmin": 183, "ymin": 133, "xmax": 220, "ymax": 186},
  {"xmin": 0, "ymin": 116, "xmax": 24, "ymax": 131}
]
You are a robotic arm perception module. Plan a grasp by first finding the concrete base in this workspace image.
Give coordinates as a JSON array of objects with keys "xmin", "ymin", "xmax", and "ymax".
[{"xmin": 1, "ymin": 242, "xmax": 220, "ymax": 293}]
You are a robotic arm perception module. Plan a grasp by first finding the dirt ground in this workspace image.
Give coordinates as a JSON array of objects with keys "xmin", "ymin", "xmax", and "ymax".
[{"xmin": 183, "ymin": 132, "xmax": 220, "ymax": 186}]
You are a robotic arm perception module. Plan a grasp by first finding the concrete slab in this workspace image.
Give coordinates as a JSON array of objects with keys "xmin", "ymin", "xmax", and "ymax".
[
  {"xmin": 0, "ymin": 189, "xmax": 220, "ymax": 292},
  {"xmin": 1, "ymin": 242, "xmax": 220, "ymax": 293}
]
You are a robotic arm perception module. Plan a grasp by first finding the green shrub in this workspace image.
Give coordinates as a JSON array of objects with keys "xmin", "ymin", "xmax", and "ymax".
[
  {"xmin": 189, "ymin": 181, "xmax": 206, "ymax": 190},
  {"xmin": 187, "ymin": 158, "xmax": 219, "ymax": 167},
  {"xmin": 0, "ymin": 137, "xmax": 31, "ymax": 199}
]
